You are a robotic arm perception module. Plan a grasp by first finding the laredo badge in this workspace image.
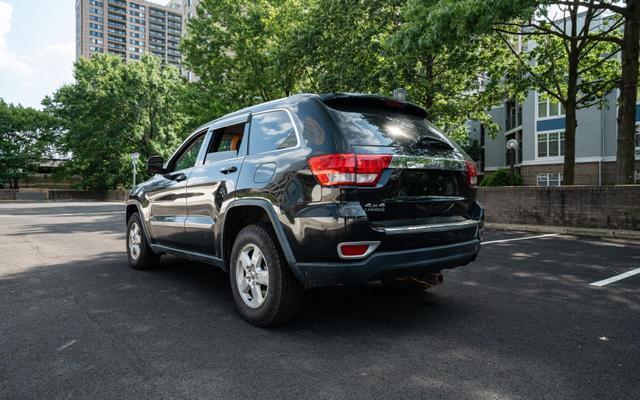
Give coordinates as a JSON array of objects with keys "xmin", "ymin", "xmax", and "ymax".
[{"xmin": 363, "ymin": 202, "xmax": 386, "ymax": 212}]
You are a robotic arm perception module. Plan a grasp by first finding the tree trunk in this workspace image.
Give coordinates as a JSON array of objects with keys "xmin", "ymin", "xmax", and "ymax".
[
  {"xmin": 616, "ymin": 0, "xmax": 640, "ymax": 184},
  {"xmin": 563, "ymin": 42, "xmax": 580, "ymax": 185},
  {"xmin": 424, "ymin": 55, "xmax": 435, "ymax": 120}
]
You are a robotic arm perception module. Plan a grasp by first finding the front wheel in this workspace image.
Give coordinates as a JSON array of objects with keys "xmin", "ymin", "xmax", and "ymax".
[
  {"xmin": 229, "ymin": 223, "xmax": 303, "ymax": 327},
  {"xmin": 126, "ymin": 213, "xmax": 160, "ymax": 270}
]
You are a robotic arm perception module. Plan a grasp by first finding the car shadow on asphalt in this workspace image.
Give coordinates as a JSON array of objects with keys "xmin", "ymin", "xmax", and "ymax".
[{"xmin": 0, "ymin": 249, "xmax": 471, "ymax": 335}]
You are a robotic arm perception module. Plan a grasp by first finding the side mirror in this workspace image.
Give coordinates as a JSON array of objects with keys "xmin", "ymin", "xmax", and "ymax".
[{"xmin": 146, "ymin": 155, "xmax": 165, "ymax": 175}]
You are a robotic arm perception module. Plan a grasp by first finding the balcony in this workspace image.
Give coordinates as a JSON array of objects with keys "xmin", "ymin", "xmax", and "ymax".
[
  {"xmin": 149, "ymin": 30, "xmax": 165, "ymax": 39},
  {"xmin": 107, "ymin": 28, "xmax": 126, "ymax": 37},
  {"xmin": 108, "ymin": 0, "xmax": 126, "ymax": 6},
  {"xmin": 108, "ymin": 42, "xmax": 126, "ymax": 50},
  {"xmin": 149, "ymin": 8, "xmax": 166, "ymax": 17},
  {"xmin": 108, "ymin": 35, "xmax": 126, "ymax": 43},
  {"xmin": 107, "ymin": 20, "xmax": 126, "ymax": 28},
  {"xmin": 107, "ymin": 12, "xmax": 126, "ymax": 22},
  {"xmin": 107, "ymin": 5, "xmax": 126, "ymax": 15}
]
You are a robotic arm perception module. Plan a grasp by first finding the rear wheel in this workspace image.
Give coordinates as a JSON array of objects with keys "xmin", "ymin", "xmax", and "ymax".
[
  {"xmin": 229, "ymin": 223, "xmax": 303, "ymax": 327},
  {"xmin": 127, "ymin": 213, "xmax": 160, "ymax": 270}
]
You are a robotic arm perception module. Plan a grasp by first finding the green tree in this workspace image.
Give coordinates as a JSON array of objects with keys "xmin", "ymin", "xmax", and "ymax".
[
  {"xmin": 181, "ymin": 0, "xmax": 306, "ymax": 112},
  {"xmin": 44, "ymin": 55, "xmax": 188, "ymax": 190},
  {"xmin": 182, "ymin": 0, "xmax": 527, "ymax": 145},
  {"xmin": 417, "ymin": 0, "xmax": 621, "ymax": 184},
  {"xmin": 554, "ymin": 0, "xmax": 640, "ymax": 183},
  {"xmin": 0, "ymin": 99, "xmax": 57, "ymax": 189}
]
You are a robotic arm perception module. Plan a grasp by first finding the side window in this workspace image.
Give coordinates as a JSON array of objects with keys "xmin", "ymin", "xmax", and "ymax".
[
  {"xmin": 249, "ymin": 110, "xmax": 297, "ymax": 155},
  {"xmin": 204, "ymin": 122, "xmax": 246, "ymax": 165},
  {"xmin": 173, "ymin": 134, "xmax": 206, "ymax": 171}
]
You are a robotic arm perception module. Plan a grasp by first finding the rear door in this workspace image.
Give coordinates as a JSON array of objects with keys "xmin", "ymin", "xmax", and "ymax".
[
  {"xmin": 323, "ymin": 98, "xmax": 478, "ymax": 231},
  {"xmin": 183, "ymin": 115, "xmax": 249, "ymax": 256}
]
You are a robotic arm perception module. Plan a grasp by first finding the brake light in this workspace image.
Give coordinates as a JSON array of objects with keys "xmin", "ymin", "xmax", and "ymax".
[
  {"xmin": 307, "ymin": 153, "xmax": 392, "ymax": 187},
  {"xmin": 465, "ymin": 160, "xmax": 478, "ymax": 187}
]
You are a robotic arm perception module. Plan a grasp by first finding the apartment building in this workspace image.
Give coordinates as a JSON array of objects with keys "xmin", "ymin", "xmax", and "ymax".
[
  {"xmin": 182, "ymin": 0, "xmax": 199, "ymax": 22},
  {"xmin": 76, "ymin": 0, "xmax": 183, "ymax": 67},
  {"xmin": 469, "ymin": 91, "xmax": 640, "ymax": 186}
]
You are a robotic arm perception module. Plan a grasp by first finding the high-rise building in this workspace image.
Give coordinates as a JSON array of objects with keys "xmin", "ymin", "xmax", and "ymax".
[
  {"xmin": 182, "ymin": 0, "xmax": 199, "ymax": 22},
  {"xmin": 76, "ymin": 0, "xmax": 183, "ymax": 68}
]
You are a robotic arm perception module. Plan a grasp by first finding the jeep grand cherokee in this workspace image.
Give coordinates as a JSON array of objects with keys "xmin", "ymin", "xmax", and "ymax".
[{"xmin": 126, "ymin": 93, "xmax": 484, "ymax": 326}]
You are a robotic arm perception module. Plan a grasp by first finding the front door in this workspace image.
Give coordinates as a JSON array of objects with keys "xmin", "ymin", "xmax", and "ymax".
[{"xmin": 147, "ymin": 131, "xmax": 207, "ymax": 247}]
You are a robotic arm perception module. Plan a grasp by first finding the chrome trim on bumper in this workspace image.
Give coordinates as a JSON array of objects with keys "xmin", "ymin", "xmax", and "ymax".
[
  {"xmin": 375, "ymin": 219, "xmax": 479, "ymax": 235},
  {"xmin": 389, "ymin": 155, "xmax": 466, "ymax": 171}
]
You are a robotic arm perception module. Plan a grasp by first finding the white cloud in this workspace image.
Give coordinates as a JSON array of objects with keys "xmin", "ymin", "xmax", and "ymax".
[
  {"xmin": 0, "ymin": 1, "xmax": 75, "ymax": 108},
  {"xmin": 0, "ymin": 1, "xmax": 33, "ymax": 78}
]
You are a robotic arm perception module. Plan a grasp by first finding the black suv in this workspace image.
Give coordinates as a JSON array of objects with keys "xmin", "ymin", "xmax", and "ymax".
[{"xmin": 126, "ymin": 93, "xmax": 483, "ymax": 326}]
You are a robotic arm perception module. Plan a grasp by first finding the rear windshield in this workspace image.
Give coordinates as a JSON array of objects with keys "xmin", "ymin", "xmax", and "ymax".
[{"xmin": 326, "ymin": 103, "xmax": 453, "ymax": 147}]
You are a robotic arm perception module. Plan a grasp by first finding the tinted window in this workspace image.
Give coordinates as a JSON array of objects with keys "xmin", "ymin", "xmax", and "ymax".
[
  {"xmin": 173, "ymin": 134, "xmax": 205, "ymax": 171},
  {"xmin": 327, "ymin": 103, "xmax": 454, "ymax": 148},
  {"xmin": 204, "ymin": 123, "xmax": 245, "ymax": 165},
  {"xmin": 249, "ymin": 111, "xmax": 297, "ymax": 155}
]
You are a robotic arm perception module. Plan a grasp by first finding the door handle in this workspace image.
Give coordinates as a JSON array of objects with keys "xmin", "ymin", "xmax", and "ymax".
[
  {"xmin": 220, "ymin": 166, "xmax": 238, "ymax": 174},
  {"xmin": 172, "ymin": 173, "xmax": 187, "ymax": 182}
]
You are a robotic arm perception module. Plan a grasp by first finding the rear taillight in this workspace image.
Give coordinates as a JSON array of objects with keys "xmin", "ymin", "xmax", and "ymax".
[
  {"xmin": 307, "ymin": 153, "xmax": 392, "ymax": 187},
  {"xmin": 465, "ymin": 160, "xmax": 478, "ymax": 187}
]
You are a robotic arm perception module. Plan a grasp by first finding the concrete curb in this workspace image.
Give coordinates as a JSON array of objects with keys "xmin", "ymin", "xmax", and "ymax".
[{"xmin": 485, "ymin": 222, "xmax": 640, "ymax": 241}]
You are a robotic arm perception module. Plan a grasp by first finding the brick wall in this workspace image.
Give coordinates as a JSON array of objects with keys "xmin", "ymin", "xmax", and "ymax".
[
  {"xmin": 0, "ymin": 190, "xmax": 16, "ymax": 200},
  {"xmin": 519, "ymin": 160, "xmax": 640, "ymax": 186},
  {"xmin": 477, "ymin": 185, "xmax": 640, "ymax": 231}
]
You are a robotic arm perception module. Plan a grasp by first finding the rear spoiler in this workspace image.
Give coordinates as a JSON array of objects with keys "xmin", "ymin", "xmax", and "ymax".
[{"xmin": 318, "ymin": 93, "xmax": 427, "ymax": 119}]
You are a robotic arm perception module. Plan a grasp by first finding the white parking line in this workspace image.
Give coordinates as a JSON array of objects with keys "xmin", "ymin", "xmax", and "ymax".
[
  {"xmin": 590, "ymin": 268, "xmax": 640, "ymax": 287},
  {"xmin": 482, "ymin": 233, "xmax": 559, "ymax": 245}
]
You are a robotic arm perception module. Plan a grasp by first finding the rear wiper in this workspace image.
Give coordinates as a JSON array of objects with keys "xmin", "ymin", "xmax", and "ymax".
[{"xmin": 415, "ymin": 136, "xmax": 453, "ymax": 150}]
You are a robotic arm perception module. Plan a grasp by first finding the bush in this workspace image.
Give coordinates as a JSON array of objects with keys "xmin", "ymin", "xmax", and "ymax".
[{"xmin": 480, "ymin": 168, "xmax": 523, "ymax": 186}]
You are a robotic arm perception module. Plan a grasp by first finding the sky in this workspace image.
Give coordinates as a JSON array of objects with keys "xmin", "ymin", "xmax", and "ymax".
[{"xmin": 0, "ymin": 0, "xmax": 168, "ymax": 109}]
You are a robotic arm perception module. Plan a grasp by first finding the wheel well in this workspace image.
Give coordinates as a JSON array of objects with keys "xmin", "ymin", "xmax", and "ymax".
[
  {"xmin": 223, "ymin": 205, "xmax": 272, "ymax": 269},
  {"xmin": 126, "ymin": 204, "xmax": 138, "ymax": 224}
]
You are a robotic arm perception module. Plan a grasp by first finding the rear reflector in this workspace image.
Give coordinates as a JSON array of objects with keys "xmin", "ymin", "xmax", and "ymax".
[
  {"xmin": 307, "ymin": 153, "xmax": 392, "ymax": 187},
  {"xmin": 337, "ymin": 241, "xmax": 380, "ymax": 259},
  {"xmin": 465, "ymin": 160, "xmax": 478, "ymax": 187}
]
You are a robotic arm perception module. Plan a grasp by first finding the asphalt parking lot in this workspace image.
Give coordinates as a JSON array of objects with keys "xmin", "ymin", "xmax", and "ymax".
[{"xmin": 0, "ymin": 202, "xmax": 638, "ymax": 400}]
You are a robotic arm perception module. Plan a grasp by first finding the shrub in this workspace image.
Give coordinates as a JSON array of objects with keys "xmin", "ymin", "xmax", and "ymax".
[{"xmin": 480, "ymin": 168, "xmax": 523, "ymax": 186}]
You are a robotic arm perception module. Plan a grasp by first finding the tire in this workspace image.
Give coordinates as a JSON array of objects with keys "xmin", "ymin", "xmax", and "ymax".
[
  {"xmin": 126, "ymin": 213, "xmax": 161, "ymax": 270},
  {"xmin": 229, "ymin": 223, "xmax": 303, "ymax": 327}
]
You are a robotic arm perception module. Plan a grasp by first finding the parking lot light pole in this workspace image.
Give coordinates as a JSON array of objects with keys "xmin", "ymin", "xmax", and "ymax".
[
  {"xmin": 131, "ymin": 152, "xmax": 140, "ymax": 188},
  {"xmin": 506, "ymin": 139, "xmax": 518, "ymax": 186}
]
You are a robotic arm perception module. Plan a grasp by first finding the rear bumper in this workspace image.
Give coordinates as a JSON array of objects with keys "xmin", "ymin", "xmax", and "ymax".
[{"xmin": 296, "ymin": 239, "xmax": 481, "ymax": 288}]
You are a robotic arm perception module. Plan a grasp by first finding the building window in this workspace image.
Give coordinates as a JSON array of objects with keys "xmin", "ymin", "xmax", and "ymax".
[
  {"xmin": 537, "ymin": 93, "xmax": 565, "ymax": 119},
  {"xmin": 90, "ymin": 7, "xmax": 103, "ymax": 15},
  {"xmin": 537, "ymin": 173, "xmax": 563, "ymax": 187},
  {"xmin": 537, "ymin": 131, "xmax": 565, "ymax": 158},
  {"xmin": 89, "ymin": 23, "xmax": 103, "ymax": 30},
  {"xmin": 90, "ymin": 38, "xmax": 103, "ymax": 45},
  {"xmin": 505, "ymin": 99, "xmax": 522, "ymax": 131},
  {"xmin": 90, "ymin": 15, "xmax": 104, "ymax": 22},
  {"xmin": 89, "ymin": 0, "xmax": 103, "ymax": 6},
  {"xmin": 89, "ymin": 30, "xmax": 104, "ymax": 38},
  {"xmin": 635, "ymin": 170, "xmax": 640, "ymax": 184}
]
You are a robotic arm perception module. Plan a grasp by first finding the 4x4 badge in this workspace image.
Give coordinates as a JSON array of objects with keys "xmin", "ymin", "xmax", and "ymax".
[{"xmin": 364, "ymin": 202, "xmax": 386, "ymax": 212}]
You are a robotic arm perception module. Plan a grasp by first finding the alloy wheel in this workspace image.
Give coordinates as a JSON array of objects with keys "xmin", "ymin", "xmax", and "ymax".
[{"xmin": 236, "ymin": 243, "xmax": 269, "ymax": 308}]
